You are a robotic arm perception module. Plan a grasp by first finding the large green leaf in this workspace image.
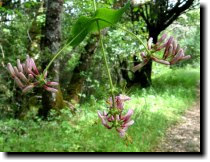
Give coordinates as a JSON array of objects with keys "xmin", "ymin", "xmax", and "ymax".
[
  {"xmin": 90, "ymin": 2, "xmax": 130, "ymax": 32},
  {"xmin": 69, "ymin": 2, "xmax": 130, "ymax": 47},
  {"xmin": 69, "ymin": 16, "xmax": 93, "ymax": 47}
]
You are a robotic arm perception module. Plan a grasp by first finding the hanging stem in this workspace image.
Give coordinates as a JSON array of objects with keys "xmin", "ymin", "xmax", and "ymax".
[
  {"xmin": 93, "ymin": 0, "xmax": 116, "ymax": 108},
  {"xmin": 97, "ymin": 22, "xmax": 116, "ymax": 107}
]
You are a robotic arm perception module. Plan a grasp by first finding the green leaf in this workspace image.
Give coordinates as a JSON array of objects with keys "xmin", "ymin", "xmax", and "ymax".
[
  {"xmin": 90, "ymin": 2, "xmax": 130, "ymax": 32},
  {"xmin": 69, "ymin": 2, "xmax": 130, "ymax": 47},
  {"xmin": 69, "ymin": 16, "xmax": 93, "ymax": 47}
]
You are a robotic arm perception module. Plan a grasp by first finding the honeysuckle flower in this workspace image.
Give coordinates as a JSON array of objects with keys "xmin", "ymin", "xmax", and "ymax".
[
  {"xmin": 133, "ymin": 52, "xmax": 149, "ymax": 72},
  {"xmin": 7, "ymin": 55, "xmax": 59, "ymax": 94},
  {"xmin": 133, "ymin": 33, "xmax": 191, "ymax": 72},
  {"xmin": 152, "ymin": 34, "xmax": 191, "ymax": 65},
  {"xmin": 117, "ymin": 120, "xmax": 134, "ymax": 137},
  {"xmin": 120, "ymin": 109, "xmax": 134, "ymax": 122},
  {"xmin": 107, "ymin": 94, "xmax": 131, "ymax": 110},
  {"xmin": 98, "ymin": 95, "xmax": 134, "ymax": 137},
  {"xmin": 97, "ymin": 110, "xmax": 112, "ymax": 129}
]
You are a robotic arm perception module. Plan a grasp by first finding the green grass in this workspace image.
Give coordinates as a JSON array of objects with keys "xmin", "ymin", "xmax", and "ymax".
[{"xmin": 0, "ymin": 66, "xmax": 200, "ymax": 152}]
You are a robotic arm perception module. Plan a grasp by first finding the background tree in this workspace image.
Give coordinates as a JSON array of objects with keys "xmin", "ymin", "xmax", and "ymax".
[
  {"xmin": 130, "ymin": 0, "xmax": 198, "ymax": 87},
  {"xmin": 39, "ymin": 0, "xmax": 64, "ymax": 118}
]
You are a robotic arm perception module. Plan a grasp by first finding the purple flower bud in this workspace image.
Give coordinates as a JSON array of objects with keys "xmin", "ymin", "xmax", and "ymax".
[
  {"xmin": 156, "ymin": 42, "xmax": 167, "ymax": 51},
  {"xmin": 98, "ymin": 111, "xmax": 111, "ymax": 129},
  {"xmin": 22, "ymin": 84, "xmax": 34, "ymax": 93},
  {"xmin": 132, "ymin": 60, "xmax": 149, "ymax": 72},
  {"xmin": 175, "ymin": 44, "xmax": 180, "ymax": 55},
  {"xmin": 14, "ymin": 77, "xmax": 24, "ymax": 88},
  {"xmin": 103, "ymin": 110, "xmax": 108, "ymax": 116},
  {"xmin": 124, "ymin": 120, "xmax": 134, "ymax": 127},
  {"xmin": 46, "ymin": 82, "xmax": 59, "ymax": 87},
  {"xmin": 22, "ymin": 63, "xmax": 26, "ymax": 73},
  {"xmin": 17, "ymin": 59, "xmax": 23, "ymax": 73},
  {"xmin": 172, "ymin": 40, "xmax": 177, "ymax": 55},
  {"xmin": 107, "ymin": 116, "xmax": 115, "ymax": 122},
  {"xmin": 122, "ymin": 109, "xmax": 134, "ymax": 122},
  {"xmin": 118, "ymin": 94, "xmax": 131, "ymax": 101},
  {"xmin": 166, "ymin": 36, "xmax": 174, "ymax": 48},
  {"xmin": 117, "ymin": 128, "xmax": 126, "ymax": 137},
  {"xmin": 13, "ymin": 66, "xmax": 19, "ymax": 76},
  {"xmin": 157, "ymin": 33, "xmax": 167, "ymax": 44},
  {"xmin": 163, "ymin": 37, "xmax": 173, "ymax": 58},
  {"xmin": 7, "ymin": 63, "xmax": 15, "ymax": 77},
  {"xmin": 147, "ymin": 37, "xmax": 153, "ymax": 50},
  {"xmin": 168, "ymin": 44, "xmax": 173, "ymax": 56},
  {"xmin": 28, "ymin": 74, "xmax": 34, "ymax": 80},
  {"xmin": 19, "ymin": 72, "xmax": 29, "ymax": 83},
  {"xmin": 26, "ymin": 56, "xmax": 32, "ymax": 71},
  {"xmin": 170, "ymin": 49, "xmax": 184, "ymax": 65},
  {"xmin": 163, "ymin": 44, "xmax": 173, "ymax": 59},
  {"xmin": 27, "ymin": 68, "xmax": 36, "ymax": 76},
  {"xmin": 151, "ymin": 57, "xmax": 170, "ymax": 65},
  {"xmin": 30, "ymin": 58, "xmax": 39, "ymax": 75},
  {"xmin": 180, "ymin": 55, "xmax": 191, "ymax": 61},
  {"xmin": 44, "ymin": 85, "xmax": 58, "ymax": 93},
  {"xmin": 163, "ymin": 48, "xmax": 169, "ymax": 59}
]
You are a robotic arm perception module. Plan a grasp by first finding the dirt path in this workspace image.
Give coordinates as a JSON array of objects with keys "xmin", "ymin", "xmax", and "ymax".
[{"xmin": 154, "ymin": 93, "xmax": 200, "ymax": 152}]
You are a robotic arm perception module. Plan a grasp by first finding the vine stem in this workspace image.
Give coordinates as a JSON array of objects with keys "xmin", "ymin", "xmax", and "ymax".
[
  {"xmin": 93, "ymin": 0, "xmax": 116, "ymax": 108},
  {"xmin": 43, "ymin": 27, "xmax": 87, "ymax": 74}
]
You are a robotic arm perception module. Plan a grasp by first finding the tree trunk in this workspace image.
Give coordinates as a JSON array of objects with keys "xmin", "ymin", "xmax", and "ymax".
[{"xmin": 39, "ymin": 0, "xmax": 64, "ymax": 118}]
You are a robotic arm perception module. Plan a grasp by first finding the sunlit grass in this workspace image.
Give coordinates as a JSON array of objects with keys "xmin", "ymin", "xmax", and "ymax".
[{"xmin": 0, "ymin": 66, "xmax": 200, "ymax": 152}]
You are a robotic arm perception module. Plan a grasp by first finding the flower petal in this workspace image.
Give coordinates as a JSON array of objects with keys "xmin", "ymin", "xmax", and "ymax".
[
  {"xmin": 170, "ymin": 49, "xmax": 184, "ymax": 65},
  {"xmin": 180, "ymin": 55, "xmax": 191, "ymax": 61},
  {"xmin": 124, "ymin": 120, "xmax": 134, "ymax": 127},
  {"xmin": 97, "ymin": 111, "xmax": 111, "ymax": 129},
  {"xmin": 44, "ymin": 85, "xmax": 58, "ymax": 93},
  {"xmin": 19, "ymin": 72, "xmax": 29, "ymax": 83},
  {"xmin": 46, "ymin": 82, "xmax": 59, "ymax": 87},
  {"xmin": 14, "ymin": 76, "xmax": 24, "ymax": 88},
  {"xmin": 17, "ymin": 59, "xmax": 23, "ymax": 73},
  {"xmin": 28, "ymin": 74, "xmax": 34, "ymax": 81},
  {"xmin": 22, "ymin": 84, "xmax": 34, "ymax": 93},
  {"xmin": 7, "ymin": 63, "xmax": 15, "ymax": 77},
  {"xmin": 151, "ymin": 56, "xmax": 170, "ymax": 65},
  {"xmin": 132, "ymin": 60, "xmax": 148, "ymax": 72},
  {"xmin": 30, "ymin": 58, "xmax": 39, "ymax": 75},
  {"xmin": 122, "ymin": 109, "xmax": 134, "ymax": 122}
]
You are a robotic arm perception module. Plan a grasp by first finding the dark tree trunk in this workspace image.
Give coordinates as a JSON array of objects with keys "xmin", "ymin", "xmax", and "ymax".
[
  {"xmin": 39, "ymin": 0, "xmax": 64, "ymax": 118},
  {"xmin": 66, "ymin": 35, "xmax": 98, "ymax": 104},
  {"xmin": 129, "ymin": 0, "xmax": 195, "ymax": 88},
  {"xmin": 119, "ymin": 59, "xmax": 133, "ymax": 87}
]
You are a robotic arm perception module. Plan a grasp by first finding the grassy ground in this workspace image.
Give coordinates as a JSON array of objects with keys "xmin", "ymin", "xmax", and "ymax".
[{"xmin": 0, "ymin": 65, "xmax": 200, "ymax": 152}]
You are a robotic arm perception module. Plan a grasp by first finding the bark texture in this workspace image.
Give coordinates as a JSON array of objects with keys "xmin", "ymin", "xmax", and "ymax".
[{"xmin": 39, "ymin": 0, "xmax": 64, "ymax": 118}]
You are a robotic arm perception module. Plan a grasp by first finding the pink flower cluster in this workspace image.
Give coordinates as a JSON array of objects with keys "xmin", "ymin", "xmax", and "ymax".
[
  {"xmin": 133, "ymin": 33, "xmax": 191, "ymax": 72},
  {"xmin": 7, "ymin": 55, "xmax": 59, "ymax": 93},
  {"xmin": 98, "ymin": 95, "xmax": 134, "ymax": 137}
]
